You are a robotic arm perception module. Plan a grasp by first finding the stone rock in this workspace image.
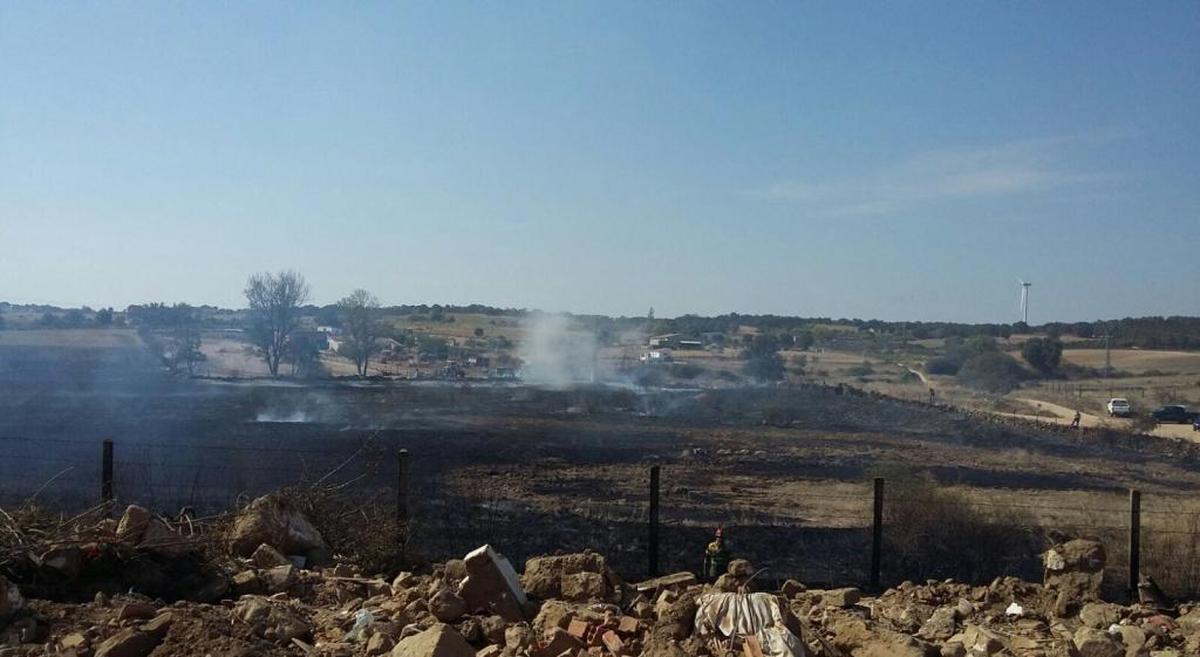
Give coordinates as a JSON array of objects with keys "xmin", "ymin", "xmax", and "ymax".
[
  {"xmin": 504, "ymin": 624, "xmax": 533, "ymax": 652},
  {"xmin": 1080, "ymin": 602, "xmax": 1123, "ymax": 629},
  {"xmin": 232, "ymin": 570, "xmax": 264, "ymax": 595},
  {"xmin": 828, "ymin": 615, "xmax": 930, "ymax": 657},
  {"xmin": 458, "ymin": 545, "xmax": 529, "ymax": 622},
  {"xmin": 521, "ymin": 553, "xmax": 610, "ymax": 599},
  {"xmin": 141, "ymin": 612, "xmax": 174, "ymax": 638},
  {"xmin": 780, "ymin": 579, "xmax": 805, "ymax": 598},
  {"xmin": 652, "ymin": 588, "xmax": 698, "ymax": 641},
  {"xmin": 137, "ymin": 518, "xmax": 192, "ymax": 557},
  {"xmin": 60, "ymin": 633, "xmax": 88, "ymax": 651},
  {"xmin": 233, "ymin": 597, "xmax": 309, "ymax": 642},
  {"xmin": 229, "ymin": 495, "xmax": 327, "ymax": 557},
  {"xmin": 812, "ymin": 587, "xmax": 861, "ymax": 608},
  {"xmin": 116, "ymin": 602, "xmax": 156, "ymax": 621},
  {"xmin": 917, "ymin": 606, "xmax": 957, "ymax": 641},
  {"xmin": 1116, "ymin": 625, "xmax": 1146, "ymax": 655},
  {"xmin": 955, "ymin": 625, "xmax": 1004, "ymax": 656},
  {"xmin": 262, "ymin": 565, "xmax": 297, "ymax": 593},
  {"xmin": 531, "ymin": 628, "xmax": 584, "ymax": 657},
  {"xmin": 367, "ymin": 633, "xmax": 396, "ymax": 656},
  {"xmin": 457, "ymin": 617, "xmax": 483, "ymax": 643},
  {"xmin": 429, "ymin": 589, "xmax": 468, "ymax": 623},
  {"xmin": 392, "ymin": 572, "xmax": 417, "ymax": 594},
  {"xmin": 252, "ymin": 543, "xmax": 291, "ymax": 568},
  {"xmin": 94, "ymin": 629, "xmax": 162, "ymax": 657},
  {"xmin": 476, "ymin": 646, "xmax": 502, "ymax": 657},
  {"xmin": 532, "ymin": 600, "xmax": 573, "ymax": 641},
  {"xmin": 1043, "ymin": 539, "xmax": 1105, "ymax": 617},
  {"xmin": 444, "ymin": 559, "xmax": 467, "ymax": 582},
  {"xmin": 390, "ymin": 624, "xmax": 475, "ymax": 657},
  {"xmin": 560, "ymin": 572, "xmax": 606, "ymax": 602},
  {"xmin": 1073, "ymin": 626, "xmax": 1124, "ymax": 657},
  {"xmin": 478, "ymin": 616, "xmax": 506, "ymax": 645},
  {"xmin": 116, "ymin": 505, "xmax": 152, "ymax": 542},
  {"xmin": 727, "ymin": 559, "xmax": 754, "ymax": 578}
]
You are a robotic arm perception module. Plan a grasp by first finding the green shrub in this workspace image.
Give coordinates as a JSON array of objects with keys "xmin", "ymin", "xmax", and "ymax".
[{"xmin": 957, "ymin": 352, "xmax": 1026, "ymax": 393}]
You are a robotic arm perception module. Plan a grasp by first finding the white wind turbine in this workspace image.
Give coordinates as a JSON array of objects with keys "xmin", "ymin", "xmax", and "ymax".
[{"xmin": 1017, "ymin": 279, "xmax": 1031, "ymax": 325}]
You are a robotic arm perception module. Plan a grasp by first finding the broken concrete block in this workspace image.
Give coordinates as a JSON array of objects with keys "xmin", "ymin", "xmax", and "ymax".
[
  {"xmin": 458, "ymin": 545, "xmax": 529, "ymax": 622},
  {"xmin": 634, "ymin": 572, "xmax": 696, "ymax": 594}
]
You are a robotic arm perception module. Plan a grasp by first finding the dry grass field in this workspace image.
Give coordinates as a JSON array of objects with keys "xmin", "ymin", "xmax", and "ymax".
[{"xmin": 1061, "ymin": 348, "xmax": 1200, "ymax": 374}]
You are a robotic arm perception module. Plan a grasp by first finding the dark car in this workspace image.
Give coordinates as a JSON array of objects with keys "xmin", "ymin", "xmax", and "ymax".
[
  {"xmin": 1194, "ymin": 416, "xmax": 1200, "ymax": 432},
  {"xmin": 1151, "ymin": 405, "xmax": 1195, "ymax": 424}
]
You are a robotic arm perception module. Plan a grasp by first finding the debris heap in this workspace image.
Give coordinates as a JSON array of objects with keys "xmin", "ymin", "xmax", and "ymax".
[{"xmin": 1, "ymin": 501, "xmax": 1199, "ymax": 657}]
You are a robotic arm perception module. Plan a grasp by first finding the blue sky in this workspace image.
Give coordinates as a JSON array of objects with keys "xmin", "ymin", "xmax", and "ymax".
[{"xmin": 1, "ymin": 2, "xmax": 1197, "ymax": 322}]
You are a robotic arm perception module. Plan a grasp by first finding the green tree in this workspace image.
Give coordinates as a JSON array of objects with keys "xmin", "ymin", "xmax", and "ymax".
[
  {"xmin": 1021, "ymin": 337, "xmax": 1063, "ymax": 375},
  {"xmin": 957, "ymin": 352, "xmax": 1026, "ymax": 393}
]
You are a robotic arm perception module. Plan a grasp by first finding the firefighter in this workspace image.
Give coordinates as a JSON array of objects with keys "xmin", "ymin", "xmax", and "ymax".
[{"xmin": 703, "ymin": 527, "xmax": 731, "ymax": 582}]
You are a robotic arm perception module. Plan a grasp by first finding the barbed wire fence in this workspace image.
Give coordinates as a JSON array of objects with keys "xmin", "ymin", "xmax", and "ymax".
[{"xmin": 2, "ymin": 434, "xmax": 1198, "ymax": 601}]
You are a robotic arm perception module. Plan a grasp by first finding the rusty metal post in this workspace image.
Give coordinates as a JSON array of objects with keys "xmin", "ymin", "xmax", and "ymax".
[
  {"xmin": 649, "ymin": 465, "xmax": 660, "ymax": 576},
  {"xmin": 396, "ymin": 449, "xmax": 409, "ymax": 537},
  {"xmin": 1129, "ymin": 489, "xmax": 1141, "ymax": 600},
  {"xmin": 871, "ymin": 477, "xmax": 884, "ymax": 591},
  {"xmin": 101, "ymin": 438, "xmax": 114, "ymax": 506}
]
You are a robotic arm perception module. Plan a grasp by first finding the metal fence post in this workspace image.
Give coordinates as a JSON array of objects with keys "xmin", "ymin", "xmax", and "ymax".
[
  {"xmin": 871, "ymin": 477, "xmax": 884, "ymax": 591},
  {"xmin": 101, "ymin": 438, "xmax": 114, "ymax": 506},
  {"xmin": 649, "ymin": 465, "xmax": 660, "ymax": 577},
  {"xmin": 1129, "ymin": 489, "xmax": 1141, "ymax": 600},
  {"xmin": 396, "ymin": 449, "xmax": 409, "ymax": 537}
]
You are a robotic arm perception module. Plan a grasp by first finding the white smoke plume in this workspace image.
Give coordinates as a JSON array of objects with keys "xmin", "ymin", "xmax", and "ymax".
[{"xmin": 517, "ymin": 313, "xmax": 598, "ymax": 388}]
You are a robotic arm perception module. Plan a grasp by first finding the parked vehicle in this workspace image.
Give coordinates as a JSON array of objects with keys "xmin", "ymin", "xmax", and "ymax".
[
  {"xmin": 1193, "ymin": 416, "xmax": 1200, "ymax": 432},
  {"xmin": 1106, "ymin": 398, "xmax": 1132, "ymax": 418},
  {"xmin": 1151, "ymin": 405, "xmax": 1196, "ymax": 424}
]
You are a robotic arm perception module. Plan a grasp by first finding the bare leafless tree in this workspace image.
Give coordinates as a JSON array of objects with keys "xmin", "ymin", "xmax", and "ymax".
[
  {"xmin": 245, "ymin": 270, "xmax": 310, "ymax": 377},
  {"xmin": 338, "ymin": 288, "xmax": 381, "ymax": 377}
]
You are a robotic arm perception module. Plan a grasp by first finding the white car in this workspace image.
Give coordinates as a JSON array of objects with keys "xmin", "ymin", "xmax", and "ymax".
[{"xmin": 1107, "ymin": 398, "xmax": 1132, "ymax": 418}]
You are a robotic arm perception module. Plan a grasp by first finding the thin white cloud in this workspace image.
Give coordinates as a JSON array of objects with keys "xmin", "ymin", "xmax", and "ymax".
[{"xmin": 753, "ymin": 133, "xmax": 1124, "ymax": 216}]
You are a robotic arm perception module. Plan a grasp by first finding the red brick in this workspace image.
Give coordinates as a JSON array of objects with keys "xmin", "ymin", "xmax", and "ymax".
[{"xmin": 601, "ymin": 630, "xmax": 624, "ymax": 655}]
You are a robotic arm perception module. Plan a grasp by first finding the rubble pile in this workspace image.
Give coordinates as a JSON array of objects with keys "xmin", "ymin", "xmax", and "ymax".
[{"xmin": 2, "ymin": 501, "xmax": 1200, "ymax": 657}]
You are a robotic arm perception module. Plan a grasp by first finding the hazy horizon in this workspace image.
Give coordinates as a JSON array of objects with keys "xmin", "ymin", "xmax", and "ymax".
[{"xmin": 2, "ymin": 3, "xmax": 1198, "ymax": 323}]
